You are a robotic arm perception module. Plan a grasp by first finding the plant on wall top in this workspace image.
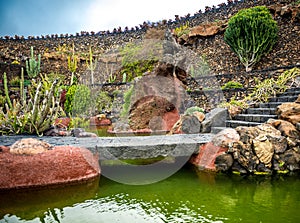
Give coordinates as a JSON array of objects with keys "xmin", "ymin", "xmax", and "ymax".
[{"xmin": 224, "ymin": 6, "xmax": 278, "ymax": 72}]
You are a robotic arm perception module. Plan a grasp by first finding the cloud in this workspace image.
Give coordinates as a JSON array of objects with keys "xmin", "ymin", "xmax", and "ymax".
[
  {"xmin": 81, "ymin": 0, "xmax": 225, "ymax": 32},
  {"xmin": 0, "ymin": 0, "xmax": 226, "ymax": 36}
]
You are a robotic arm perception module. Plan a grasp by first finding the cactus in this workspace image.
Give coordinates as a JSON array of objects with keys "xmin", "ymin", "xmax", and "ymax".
[
  {"xmin": 26, "ymin": 46, "xmax": 41, "ymax": 78},
  {"xmin": 68, "ymin": 43, "xmax": 77, "ymax": 85},
  {"xmin": 224, "ymin": 6, "xmax": 278, "ymax": 72},
  {"xmin": 3, "ymin": 72, "xmax": 12, "ymax": 109},
  {"xmin": 86, "ymin": 46, "xmax": 97, "ymax": 85},
  {"xmin": 0, "ymin": 75, "xmax": 64, "ymax": 135}
]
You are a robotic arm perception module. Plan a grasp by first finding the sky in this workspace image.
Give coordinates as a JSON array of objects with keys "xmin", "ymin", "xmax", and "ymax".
[{"xmin": 0, "ymin": 0, "xmax": 226, "ymax": 37}]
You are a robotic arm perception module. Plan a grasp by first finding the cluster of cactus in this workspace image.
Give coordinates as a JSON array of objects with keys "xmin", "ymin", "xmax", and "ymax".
[
  {"xmin": 26, "ymin": 46, "xmax": 41, "ymax": 78},
  {"xmin": 0, "ymin": 70, "xmax": 63, "ymax": 135},
  {"xmin": 224, "ymin": 6, "xmax": 278, "ymax": 72}
]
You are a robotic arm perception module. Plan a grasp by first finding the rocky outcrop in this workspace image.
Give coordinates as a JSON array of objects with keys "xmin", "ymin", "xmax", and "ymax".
[
  {"xmin": 126, "ymin": 63, "xmax": 187, "ymax": 132},
  {"xmin": 268, "ymin": 3, "xmax": 300, "ymax": 23},
  {"xmin": 276, "ymin": 102, "xmax": 300, "ymax": 124},
  {"xmin": 192, "ymin": 120, "xmax": 300, "ymax": 174},
  {"xmin": 191, "ymin": 128, "xmax": 239, "ymax": 171},
  {"xmin": 0, "ymin": 138, "xmax": 100, "ymax": 190}
]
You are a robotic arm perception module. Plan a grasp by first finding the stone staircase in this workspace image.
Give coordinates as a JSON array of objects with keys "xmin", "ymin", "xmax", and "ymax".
[{"xmin": 212, "ymin": 87, "xmax": 300, "ymax": 133}]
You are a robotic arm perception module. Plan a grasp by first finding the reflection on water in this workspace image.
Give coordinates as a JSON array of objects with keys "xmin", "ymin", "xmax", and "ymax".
[{"xmin": 1, "ymin": 166, "xmax": 299, "ymax": 223}]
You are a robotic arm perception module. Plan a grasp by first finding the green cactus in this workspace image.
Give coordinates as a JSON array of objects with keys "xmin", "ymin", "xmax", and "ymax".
[
  {"xmin": 224, "ymin": 6, "xmax": 278, "ymax": 72},
  {"xmin": 68, "ymin": 43, "xmax": 78, "ymax": 85},
  {"xmin": 0, "ymin": 74, "xmax": 64, "ymax": 135},
  {"xmin": 3, "ymin": 72, "xmax": 12, "ymax": 109},
  {"xmin": 26, "ymin": 46, "xmax": 41, "ymax": 78},
  {"xmin": 86, "ymin": 46, "xmax": 98, "ymax": 85}
]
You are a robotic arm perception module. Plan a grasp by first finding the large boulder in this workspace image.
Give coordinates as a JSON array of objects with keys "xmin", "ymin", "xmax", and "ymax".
[
  {"xmin": 211, "ymin": 128, "xmax": 240, "ymax": 147},
  {"xmin": 201, "ymin": 108, "xmax": 228, "ymax": 133},
  {"xmin": 0, "ymin": 139, "xmax": 100, "ymax": 190},
  {"xmin": 190, "ymin": 142, "xmax": 228, "ymax": 171},
  {"xmin": 276, "ymin": 102, "xmax": 300, "ymax": 125}
]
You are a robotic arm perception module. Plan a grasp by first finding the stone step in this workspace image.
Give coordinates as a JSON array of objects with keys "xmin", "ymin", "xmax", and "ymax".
[
  {"xmin": 277, "ymin": 90, "xmax": 300, "ymax": 97},
  {"xmin": 245, "ymin": 107, "xmax": 276, "ymax": 115},
  {"xmin": 268, "ymin": 95, "xmax": 298, "ymax": 103},
  {"xmin": 234, "ymin": 114, "xmax": 277, "ymax": 123},
  {"xmin": 226, "ymin": 120, "xmax": 262, "ymax": 128},
  {"xmin": 259, "ymin": 102, "xmax": 283, "ymax": 108}
]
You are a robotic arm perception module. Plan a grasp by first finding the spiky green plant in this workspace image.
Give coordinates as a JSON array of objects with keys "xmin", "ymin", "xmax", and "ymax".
[
  {"xmin": 68, "ymin": 43, "xmax": 77, "ymax": 85},
  {"xmin": 26, "ymin": 46, "xmax": 41, "ymax": 78},
  {"xmin": 224, "ymin": 6, "xmax": 278, "ymax": 72},
  {"xmin": 86, "ymin": 46, "xmax": 98, "ymax": 85},
  {"xmin": 0, "ymin": 74, "xmax": 64, "ymax": 135}
]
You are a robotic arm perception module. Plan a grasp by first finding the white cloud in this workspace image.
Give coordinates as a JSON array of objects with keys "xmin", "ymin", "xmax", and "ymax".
[{"xmin": 81, "ymin": 0, "xmax": 226, "ymax": 32}]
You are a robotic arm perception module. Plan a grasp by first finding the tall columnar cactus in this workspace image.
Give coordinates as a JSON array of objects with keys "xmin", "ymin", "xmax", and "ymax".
[
  {"xmin": 26, "ymin": 46, "xmax": 41, "ymax": 78},
  {"xmin": 224, "ymin": 6, "xmax": 278, "ymax": 72},
  {"xmin": 86, "ymin": 46, "xmax": 97, "ymax": 85},
  {"xmin": 68, "ymin": 43, "xmax": 78, "ymax": 85},
  {"xmin": 3, "ymin": 72, "xmax": 12, "ymax": 109}
]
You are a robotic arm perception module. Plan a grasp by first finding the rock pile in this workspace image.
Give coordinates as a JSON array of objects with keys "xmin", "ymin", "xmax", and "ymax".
[{"xmin": 191, "ymin": 96, "xmax": 300, "ymax": 174}]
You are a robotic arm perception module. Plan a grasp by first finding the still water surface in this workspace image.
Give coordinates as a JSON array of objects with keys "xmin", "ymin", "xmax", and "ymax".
[{"xmin": 1, "ymin": 165, "xmax": 299, "ymax": 223}]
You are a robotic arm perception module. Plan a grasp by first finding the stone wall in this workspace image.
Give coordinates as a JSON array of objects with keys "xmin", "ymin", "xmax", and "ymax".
[{"xmin": 0, "ymin": 0, "xmax": 299, "ymax": 110}]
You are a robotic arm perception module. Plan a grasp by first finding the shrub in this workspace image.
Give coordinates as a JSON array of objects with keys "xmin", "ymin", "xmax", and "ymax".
[
  {"xmin": 120, "ymin": 42, "xmax": 158, "ymax": 82},
  {"xmin": 65, "ymin": 84, "xmax": 91, "ymax": 115},
  {"xmin": 224, "ymin": 6, "xmax": 278, "ymax": 72},
  {"xmin": 221, "ymin": 81, "xmax": 243, "ymax": 90},
  {"xmin": 185, "ymin": 106, "xmax": 204, "ymax": 115},
  {"xmin": 174, "ymin": 22, "xmax": 190, "ymax": 38},
  {"xmin": 96, "ymin": 91, "xmax": 113, "ymax": 113}
]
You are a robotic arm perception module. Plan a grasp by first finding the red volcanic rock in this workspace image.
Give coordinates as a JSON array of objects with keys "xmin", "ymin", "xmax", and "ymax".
[
  {"xmin": 162, "ymin": 109, "xmax": 180, "ymax": 131},
  {"xmin": 190, "ymin": 142, "xmax": 228, "ymax": 171},
  {"xmin": 90, "ymin": 116, "xmax": 112, "ymax": 126},
  {"xmin": 54, "ymin": 117, "xmax": 71, "ymax": 128},
  {"xmin": 0, "ymin": 144, "xmax": 100, "ymax": 190}
]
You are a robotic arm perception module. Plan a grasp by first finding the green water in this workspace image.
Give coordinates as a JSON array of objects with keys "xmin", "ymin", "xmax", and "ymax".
[{"xmin": 1, "ymin": 165, "xmax": 299, "ymax": 223}]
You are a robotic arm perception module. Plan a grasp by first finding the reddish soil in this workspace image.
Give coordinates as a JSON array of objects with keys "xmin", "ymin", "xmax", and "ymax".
[{"xmin": 0, "ymin": 145, "xmax": 100, "ymax": 190}]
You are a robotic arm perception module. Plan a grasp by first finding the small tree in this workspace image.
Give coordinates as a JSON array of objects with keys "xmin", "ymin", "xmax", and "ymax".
[{"xmin": 224, "ymin": 6, "xmax": 278, "ymax": 72}]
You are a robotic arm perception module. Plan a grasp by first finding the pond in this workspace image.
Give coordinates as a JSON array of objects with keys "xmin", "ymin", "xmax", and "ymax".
[{"xmin": 1, "ymin": 165, "xmax": 299, "ymax": 223}]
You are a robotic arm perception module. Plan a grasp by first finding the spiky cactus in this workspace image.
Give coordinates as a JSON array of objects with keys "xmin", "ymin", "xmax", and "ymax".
[
  {"xmin": 224, "ymin": 6, "xmax": 278, "ymax": 72},
  {"xmin": 86, "ymin": 46, "xmax": 97, "ymax": 85},
  {"xmin": 26, "ymin": 46, "xmax": 41, "ymax": 78},
  {"xmin": 68, "ymin": 43, "xmax": 77, "ymax": 85},
  {"xmin": 0, "ymin": 74, "xmax": 63, "ymax": 135},
  {"xmin": 3, "ymin": 72, "xmax": 12, "ymax": 109}
]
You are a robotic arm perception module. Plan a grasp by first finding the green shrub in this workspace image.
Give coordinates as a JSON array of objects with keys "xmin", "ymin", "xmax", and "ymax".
[
  {"xmin": 96, "ymin": 91, "xmax": 113, "ymax": 113},
  {"xmin": 174, "ymin": 22, "xmax": 190, "ymax": 38},
  {"xmin": 65, "ymin": 84, "xmax": 91, "ymax": 115},
  {"xmin": 224, "ymin": 6, "xmax": 278, "ymax": 72},
  {"xmin": 221, "ymin": 81, "xmax": 243, "ymax": 90},
  {"xmin": 9, "ymin": 76, "xmax": 21, "ymax": 86},
  {"xmin": 185, "ymin": 106, "xmax": 204, "ymax": 115},
  {"xmin": 120, "ymin": 42, "xmax": 158, "ymax": 82}
]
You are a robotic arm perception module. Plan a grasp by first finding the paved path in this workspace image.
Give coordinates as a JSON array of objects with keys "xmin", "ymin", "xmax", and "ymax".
[{"xmin": 0, "ymin": 134, "xmax": 213, "ymax": 160}]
